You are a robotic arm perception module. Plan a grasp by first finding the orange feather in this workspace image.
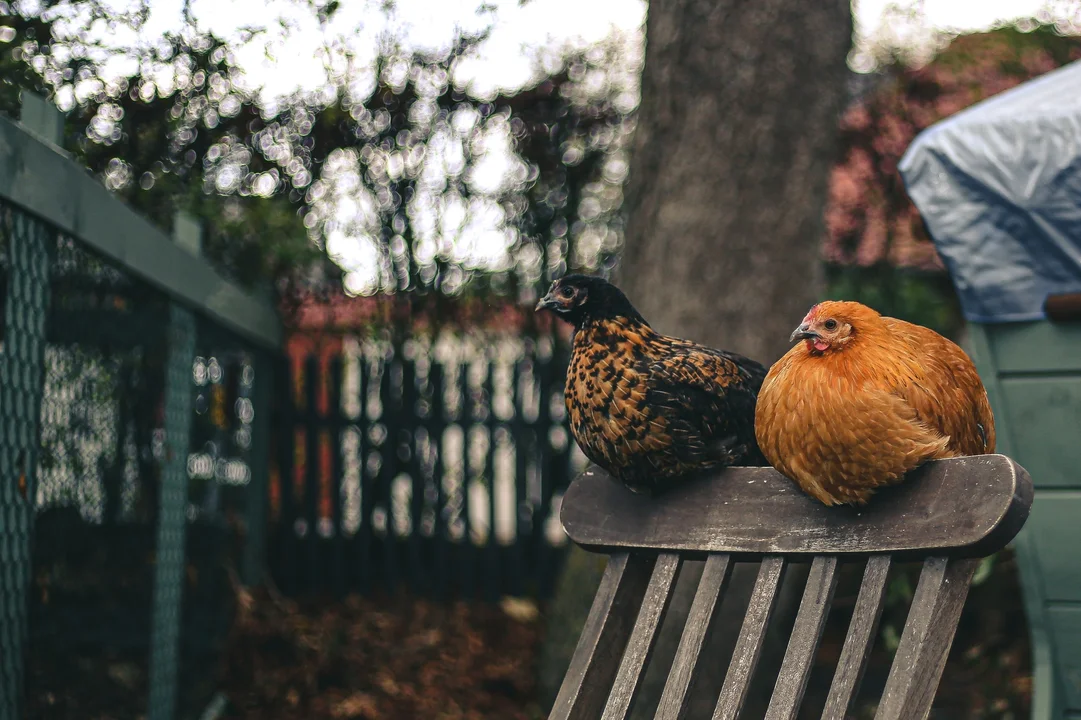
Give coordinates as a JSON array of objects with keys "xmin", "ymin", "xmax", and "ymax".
[{"xmin": 755, "ymin": 301, "xmax": 995, "ymax": 506}]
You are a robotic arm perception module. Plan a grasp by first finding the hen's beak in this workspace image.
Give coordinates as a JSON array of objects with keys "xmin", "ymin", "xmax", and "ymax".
[
  {"xmin": 789, "ymin": 323, "xmax": 820, "ymax": 343},
  {"xmin": 535, "ymin": 293, "xmax": 558, "ymax": 312}
]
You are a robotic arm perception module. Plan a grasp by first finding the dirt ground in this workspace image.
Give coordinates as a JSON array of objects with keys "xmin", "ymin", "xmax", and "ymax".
[
  {"xmin": 219, "ymin": 589, "xmax": 545, "ymax": 720},
  {"xmin": 215, "ymin": 549, "xmax": 1031, "ymax": 720},
  {"xmin": 23, "ymin": 546, "xmax": 1030, "ymax": 719}
]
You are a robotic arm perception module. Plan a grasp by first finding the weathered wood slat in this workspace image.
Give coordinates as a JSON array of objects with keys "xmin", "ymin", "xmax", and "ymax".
[
  {"xmin": 535, "ymin": 343, "xmax": 571, "ymax": 598},
  {"xmin": 765, "ymin": 556, "xmax": 840, "ymax": 720},
  {"xmin": 551, "ymin": 452, "xmax": 1034, "ymax": 720},
  {"xmin": 874, "ymin": 556, "xmax": 979, "ymax": 720},
  {"xmin": 821, "ymin": 555, "xmax": 892, "ymax": 720},
  {"xmin": 549, "ymin": 553, "xmax": 654, "ymax": 720},
  {"xmin": 329, "ymin": 358, "xmax": 346, "ymax": 596},
  {"xmin": 456, "ymin": 358, "xmax": 473, "ymax": 598},
  {"xmin": 275, "ymin": 358, "xmax": 298, "ymax": 594},
  {"xmin": 428, "ymin": 363, "xmax": 447, "ymax": 599},
  {"xmin": 560, "ymin": 456, "xmax": 1032, "ymax": 558},
  {"xmin": 655, "ymin": 554, "xmax": 734, "ymax": 720},
  {"xmin": 482, "ymin": 360, "xmax": 500, "ymax": 602},
  {"xmin": 355, "ymin": 354, "xmax": 373, "ymax": 594},
  {"xmin": 510, "ymin": 359, "xmax": 529, "ymax": 598},
  {"xmin": 601, "ymin": 553, "xmax": 683, "ymax": 720},
  {"xmin": 303, "ymin": 355, "xmax": 321, "ymax": 593},
  {"xmin": 712, "ymin": 556, "xmax": 787, "ymax": 720},
  {"xmin": 401, "ymin": 357, "xmax": 426, "ymax": 594}
]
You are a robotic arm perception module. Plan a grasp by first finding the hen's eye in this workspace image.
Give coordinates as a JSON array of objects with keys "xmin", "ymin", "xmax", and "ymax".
[
  {"xmin": 559, "ymin": 286, "xmax": 574, "ymax": 298},
  {"xmin": 824, "ymin": 319, "xmax": 838, "ymax": 330}
]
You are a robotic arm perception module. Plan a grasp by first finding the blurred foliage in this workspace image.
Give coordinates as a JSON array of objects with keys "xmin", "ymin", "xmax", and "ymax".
[
  {"xmin": 824, "ymin": 265, "xmax": 962, "ymax": 338},
  {"xmin": 0, "ymin": 1, "xmax": 318, "ymax": 287},
  {"xmin": 824, "ymin": 25, "xmax": 1081, "ymax": 338},
  {"xmin": 0, "ymin": 0, "xmax": 640, "ymax": 299},
  {"xmin": 850, "ymin": 1, "xmax": 1081, "ymax": 73}
]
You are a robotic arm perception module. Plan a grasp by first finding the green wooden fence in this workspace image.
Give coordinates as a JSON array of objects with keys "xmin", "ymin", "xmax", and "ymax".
[
  {"xmin": 968, "ymin": 321, "xmax": 1081, "ymax": 720},
  {"xmin": 0, "ymin": 94, "xmax": 280, "ymax": 720}
]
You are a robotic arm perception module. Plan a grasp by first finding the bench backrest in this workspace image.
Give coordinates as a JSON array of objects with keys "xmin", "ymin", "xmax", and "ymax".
[{"xmin": 550, "ymin": 455, "xmax": 1032, "ymax": 720}]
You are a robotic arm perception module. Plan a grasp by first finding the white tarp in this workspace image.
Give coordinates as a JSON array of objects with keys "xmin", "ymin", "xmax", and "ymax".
[{"xmin": 899, "ymin": 59, "xmax": 1081, "ymax": 323}]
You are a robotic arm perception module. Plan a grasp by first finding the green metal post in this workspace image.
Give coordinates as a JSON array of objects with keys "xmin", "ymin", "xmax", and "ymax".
[
  {"xmin": 148, "ymin": 213, "xmax": 202, "ymax": 720},
  {"xmin": 0, "ymin": 209, "xmax": 51, "ymax": 720},
  {"xmin": 148, "ymin": 301, "xmax": 195, "ymax": 720},
  {"xmin": 242, "ymin": 350, "xmax": 272, "ymax": 586},
  {"xmin": 18, "ymin": 90, "xmax": 64, "ymax": 147}
]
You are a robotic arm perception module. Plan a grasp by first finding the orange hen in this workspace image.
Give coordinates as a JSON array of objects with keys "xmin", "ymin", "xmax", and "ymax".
[{"xmin": 754, "ymin": 301, "xmax": 995, "ymax": 506}]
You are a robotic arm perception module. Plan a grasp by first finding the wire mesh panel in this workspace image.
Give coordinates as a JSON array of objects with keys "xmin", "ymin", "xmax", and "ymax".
[
  {"xmin": 176, "ymin": 317, "xmax": 268, "ymax": 707},
  {"xmin": 5, "ymin": 213, "xmax": 274, "ymax": 718},
  {"xmin": 0, "ymin": 200, "xmax": 52, "ymax": 720},
  {"xmin": 27, "ymin": 224, "xmax": 171, "ymax": 717},
  {"xmin": 0, "ymin": 111, "xmax": 279, "ymax": 719}
]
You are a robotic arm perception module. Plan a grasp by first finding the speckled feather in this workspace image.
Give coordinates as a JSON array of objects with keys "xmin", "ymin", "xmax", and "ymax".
[
  {"xmin": 565, "ymin": 317, "xmax": 766, "ymax": 494},
  {"xmin": 755, "ymin": 301, "xmax": 996, "ymax": 506}
]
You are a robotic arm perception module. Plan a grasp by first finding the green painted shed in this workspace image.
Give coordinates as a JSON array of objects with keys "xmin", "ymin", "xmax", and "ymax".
[{"xmin": 900, "ymin": 59, "xmax": 1081, "ymax": 719}]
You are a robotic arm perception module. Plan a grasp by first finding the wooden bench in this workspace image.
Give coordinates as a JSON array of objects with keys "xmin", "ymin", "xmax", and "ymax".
[{"xmin": 550, "ymin": 455, "xmax": 1033, "ymax": 720}]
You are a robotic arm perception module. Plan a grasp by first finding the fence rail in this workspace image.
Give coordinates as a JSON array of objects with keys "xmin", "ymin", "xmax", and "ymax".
[
  {"xmin": 0, "ymin": 104, "xmax": 280, "ymax": 348},
  {"xmin": 0, "ymin": 100, "xmax": 279, "ymax": 720}
]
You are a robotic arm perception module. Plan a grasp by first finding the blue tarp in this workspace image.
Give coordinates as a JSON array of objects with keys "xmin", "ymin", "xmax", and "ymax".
[{"xmin": 899, "ymin": 59, "xmax": 1081, "ymax": 323}]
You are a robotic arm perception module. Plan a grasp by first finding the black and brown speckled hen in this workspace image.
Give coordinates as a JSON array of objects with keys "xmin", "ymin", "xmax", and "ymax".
[{"xmin": 536, "ymin": 274, "xmax": 767, "ymax": 494}]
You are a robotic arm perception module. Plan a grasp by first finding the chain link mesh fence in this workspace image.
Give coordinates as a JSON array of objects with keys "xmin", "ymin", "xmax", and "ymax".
[
  {"xmin": 0, "ymin": 189, "xmax": 274, "ymax": 717},
  {"xmin": 0, "ymin": 198, "xmax": 52, "ymax": 720}
]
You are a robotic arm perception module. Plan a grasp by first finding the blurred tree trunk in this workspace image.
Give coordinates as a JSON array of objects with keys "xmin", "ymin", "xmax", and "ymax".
[
  {"xmin": 538, "ymin": 1, "xmax": 852, "ymax": 717},
  {"xmin": 619, "ymin": 0, "xmax": 851, "ymax": 359}
]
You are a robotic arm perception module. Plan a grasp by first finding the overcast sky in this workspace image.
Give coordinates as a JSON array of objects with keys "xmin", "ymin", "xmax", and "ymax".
[{"xmin": 87, "ymin": 0, "xmax": 1077, "ymax": 103}]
